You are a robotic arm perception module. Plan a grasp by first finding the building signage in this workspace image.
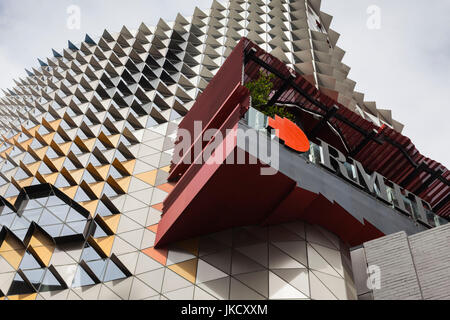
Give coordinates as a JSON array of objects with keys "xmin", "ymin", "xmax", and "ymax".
[
  {"xmin": 268, "ymin": 115, "xmax": 310, "ymax": 153},
  {"xmin": 316, "ymin": 139, "xmax": 436, "ymax": 228},
  {"xmin": 243, "ymin": 109, "xmax": 442, "ymax": 228}
]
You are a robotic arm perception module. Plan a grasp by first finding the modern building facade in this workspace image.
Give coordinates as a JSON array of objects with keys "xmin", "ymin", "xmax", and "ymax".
[{"xmin": 0, "ymin": 0, "xmax": 448, "ymax": 300}]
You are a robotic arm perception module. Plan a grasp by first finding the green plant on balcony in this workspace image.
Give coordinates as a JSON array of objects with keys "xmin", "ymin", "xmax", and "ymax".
[{"xmin": 245, "ymin": 71, "xmax": 295, "ymax": 122}]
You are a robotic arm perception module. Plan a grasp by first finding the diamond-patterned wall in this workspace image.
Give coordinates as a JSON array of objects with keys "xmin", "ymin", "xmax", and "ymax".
[
  {"xmin": 0, "ymin": 0, "xmax": 364, "ymax": 300},
  {"xmin": 136, "ymin": 221, "xmax": 357, "ymax": 300}
]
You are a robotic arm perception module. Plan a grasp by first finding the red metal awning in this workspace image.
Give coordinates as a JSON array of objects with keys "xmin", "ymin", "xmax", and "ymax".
[
  {"xmin": 157, "ymin": 38, "xmax": 449, "ymax": 247},
  {"xmin": 242, "ymin": 39, "xmax": 449, "ymax": 217}
]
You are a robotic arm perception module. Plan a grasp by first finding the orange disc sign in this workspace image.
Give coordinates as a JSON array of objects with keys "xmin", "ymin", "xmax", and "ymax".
[{"xmin": 268, "ymin": 115, "xmax": 310, "ymax": 153}]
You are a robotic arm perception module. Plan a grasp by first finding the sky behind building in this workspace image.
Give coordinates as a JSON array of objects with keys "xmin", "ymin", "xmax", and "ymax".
[{"xmin": 0, "ymin": 0, "xmax": 448, "ymax": 167}]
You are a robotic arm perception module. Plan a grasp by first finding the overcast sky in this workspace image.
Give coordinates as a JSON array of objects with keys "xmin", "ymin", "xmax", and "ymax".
[{"xmin": 0, "ymin": 0, "xmax": 448, "ymax": 167}]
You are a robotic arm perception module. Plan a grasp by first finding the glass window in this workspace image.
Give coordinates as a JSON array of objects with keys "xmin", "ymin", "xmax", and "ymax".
[
  {"xmin": 7, "ymin": 273, "xmax": 35, "ymax": 296},
  {"xmin": 11, "ymin": 216, "xmax": 30, "ymax": 231},
  {"xmin": 46, "ymin": 195, "xmax": 66, "ymax": 207},
  {"xmin": 74, "ymin": 187, "xmax": 92, "ymax": 202},
  {"xmin": 46, "ymin": 205, "xmax": 70, "ymax": 222},
  {"xmin": 39, "ymin": 269, "xmax": 65, "ymax": 293},
  {"xmin": 81, "ymin": 244, "xmax": 102, "ymax": 262},
  {"xmin": 0, "ymin": 213, "xmax": 15, "ymax": 229},
  {"xmin": 22, "ymin": 199, "xmax": 43, "ymax": 210},
  {"xmin": 86, "ymin": 259, "xmax": 107, "ymax": 281},
  {"xmin": 54, "ymin": 175, "xmax": 71, "ymax": 188},
  {"xmin": 96, "ymin": 201, "xmax": 114, "ymax": 217},
  {"xmin": 41, "ymin": 224, "xmax": 63, "ymax": 238},
  {"xmin": 22, "ymin": 269, "xmax": 45, "ymax": 289},
  {"xmin": 71, "ymin": 266, "xmax": 95, "ymax": 288},
  {"xmin": 67, "ymin": 221, "xmax": 87, "ymax": 234},
  {"xmin": 66, "ymin": 208, "xmax": 87, "ymax": 223},
  {"xmin": 59, "ymin": 225, "xmax": 77, "ymax": 237},
  {"xmin": 19, "ymin": 251, "xmax": 42, "ymax": 270},
  {"xmin": 38, "ymin": 209, "xmax": 62, "ymax": 226},
  {"xmin": 93, "ymin": 223, "xmax": 108, "ymax": 238},
  {"xmin": 103, "ymin": 260, "xmax": 127, "ymax": 282},
  {"xmin": 38, "ymin": 162, "xmax": 54, "ymax": 175},
  {"xmin": 22, "ymin": 208, "xmax": 43, "ymax": 223},
  {"xmin": 13, "ymin": 229, "xmax": 28, "ymax": 242}
]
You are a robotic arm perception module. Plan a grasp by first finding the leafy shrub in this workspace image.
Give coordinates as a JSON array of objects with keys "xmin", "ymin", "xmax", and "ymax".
[{"xmin": 245, "ymin": 71, "xmax": 295, "ymax": 122}]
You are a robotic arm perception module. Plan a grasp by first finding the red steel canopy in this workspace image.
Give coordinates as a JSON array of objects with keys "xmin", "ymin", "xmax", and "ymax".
[
  {"xmin": 242, "ymin": 39, "xmax": 449, "ymax": 217},
  {"xmin": 157, "ymin": 38, "xmax": 449, "ymax": 247}
]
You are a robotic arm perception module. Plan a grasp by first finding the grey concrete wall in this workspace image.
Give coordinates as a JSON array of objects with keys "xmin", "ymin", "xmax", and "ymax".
[
  {"xmin": 408, "ymin": 224, "xmax": 450, "ymax": 300},
  {"xmin": 352, "ymin": 224, "xmax": 450, "ymax": 300},
  {"xmin": 350, "ymin": 247, "xmax": 372, "ymax": 299},
  {"xmin": 363, "ymin": 232, "xmax": 423, "ymax": 300}
]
